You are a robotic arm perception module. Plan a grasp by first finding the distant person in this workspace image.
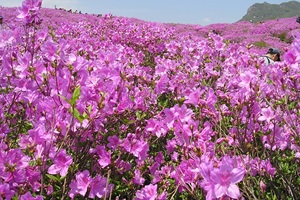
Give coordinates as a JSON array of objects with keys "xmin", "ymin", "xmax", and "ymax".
[
  {"xmin": 297, "ymin": 16, "xmax": 300, "ymax": 24},
  {"xmin": 262, "ymin": 48, "xmax": 281, "ymax": 64},
  {"xmin": 0, "ymin": 16, "xmax": 3, "ymax": 25}
]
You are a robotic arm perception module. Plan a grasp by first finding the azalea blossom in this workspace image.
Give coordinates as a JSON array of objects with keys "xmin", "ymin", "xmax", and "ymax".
[
  {"xmin": 0, "ymin": 183, "xmax": 15, "ymax": 200},
  {"xmin": 17, "ymin": 0, "xmax": 42, "ymax": 24},
  {"xmin": 95, "ymin": 145, "xmax": 111, "ymax": 168},
  {"xmin": 133, "ymin": 169, "xmax": 145, "ymax": 185},
  {"xmin": 135, "ymin": 184, "xmax": 158, "ymax": 200},
  {"xmin": 69, "ymin": 170, "xmax": 92, "ymax": 199},
  {"xmin": 0, "ymin": 149, "xmax": 30, "ymax": 183},
  {"xmin": 48, "ymin": 149, "xmax": 73, "ymax": 177},
  {"xmin": 20, "ymin": 192, "xmax": 43, "ymax": 200},
  {"xmin": 89, "ymin": 175, "xmax": 113, "ymax": 199},
  {"xmin": 200, "ymin": 157, "xmax": 245, "ymax": 200},
  {"xmin": 122, "ymin": 136, "xmax": 149, "ymax": 162},
  {"xmin": 258, "ymin": 107, "xmax": 275, "ymax": 124},
  {"xmin": 2, "ymin": 1, "xmax": 300, "ymax": 199}
]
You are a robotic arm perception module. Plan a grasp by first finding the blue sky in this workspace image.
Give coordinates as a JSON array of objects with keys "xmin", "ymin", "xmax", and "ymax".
[{"xmin": 1, "ymin": 0, "xmax": 297, "ymax": 25}]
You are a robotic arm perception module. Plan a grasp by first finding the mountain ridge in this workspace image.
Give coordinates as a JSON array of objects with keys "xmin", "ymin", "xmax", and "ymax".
[{"xmin": 239, "ymin": 1, "xmax": 300, "ymax": 23}]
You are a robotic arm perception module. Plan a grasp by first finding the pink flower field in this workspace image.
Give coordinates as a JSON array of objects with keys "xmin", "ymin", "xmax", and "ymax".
[{"xmin": 1, "ymin": 0, "xmax": 300, "ymax": 199}]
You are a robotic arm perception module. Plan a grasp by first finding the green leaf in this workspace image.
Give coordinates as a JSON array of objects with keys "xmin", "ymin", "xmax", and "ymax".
[
  {"xmin": 12, "ymin": 195, "xmax": 19, "ymax": 200},
  {"xmin": 57, "ymin": 94, "xmax": 70, "ymax": 104},
  {"xmin": 288, "ymin": 100, "xmax": 298, "ymax": 110},
  {"xmin": 70, "ymin": 86, "xmax": 81, "ymax": 106},
  {"xmin": 122, "ymin": 118, "xmax": 135, "ymax": 125},
  {"xmin": 46, "ymin": 174, "xmax": 61, "ymax": 182},
  {"xmin": 82, "ymin": 111, "xmax": 88, "ymax": 119},
  {"xmin": 70, "ymin": 107, "xmax": 84, "ymax": 123},
  {"xmin": 87, "ymin": 105, "xmax": 92, "ymax": 113},
  {"xmin": 136, "ymin": 110, "xmax": 147, "ymax": 120},
  {"xmin": 158, "ymin": 94, "xmax": 169, "ymax": 108}
]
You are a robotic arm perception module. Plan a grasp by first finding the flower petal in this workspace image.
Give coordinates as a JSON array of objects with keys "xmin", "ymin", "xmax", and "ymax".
[
  {"xmin": 214, "ymin": 184, "xmax": 227, "ymax": 198},
  {"xmin": 226, "ymin": 184, "xmax": 241, "ymax": 199},
  {"xmin": 230, "ymin": 168, "xmax": 245, "ymax": 184}
]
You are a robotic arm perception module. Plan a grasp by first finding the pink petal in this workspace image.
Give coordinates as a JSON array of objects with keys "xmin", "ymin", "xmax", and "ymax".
[
  {"xmin": 47, "ymin": 165, "xmax": 59, "ymax": 174},
  {"xmin": 230, "ymin": 168, "xmax": 245, "ymax": 184},
  {"xmin": 210, "ymin": 169, "xmax": 222, "ymax": 183},
  {"xmin": 226, "ymin": 184, "xmax": 241, "ymax": 199},
  {"xmin": 214, "ymin": 184, "xmax": 227, "ymax": 198},
  {"xmin": 60, "ymin": 167, "xmax": 68, "ymax": 177},
  {"xmin": 258, "ymin": 116, "xmax": 266, "ymax": 121},
  {"xmin": 205, "ymin": 190, "xmax": 216, "ymax": 200}
]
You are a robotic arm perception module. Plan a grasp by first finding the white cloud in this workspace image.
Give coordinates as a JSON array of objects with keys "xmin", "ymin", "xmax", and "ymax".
[{"xmin": 202, "ymin": 17, "xmax": 211, "ymax": 23}]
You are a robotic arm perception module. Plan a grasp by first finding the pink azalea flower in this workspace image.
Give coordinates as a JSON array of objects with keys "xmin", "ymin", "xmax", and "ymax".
[
  {"xmin": 89, "ymin": 175, "xmax": 113, "ymax": 199},
  {"xmin": 185, "ymin": 88, "xmax": 204, "ymax": 105},
  {"xmin": 135, "ymin": 184, "xmax": 158, "ymax": 200},
  {"xmin": 0, "ymin": 183, "xmax": 15, "ymax": 200},
  {"xmin": 238, "ymin": 72, "xmax": 253, "ymax": 89},
  {"xmin": 41, "ymin": 40, "xmax": 57, "ymax": 61},
  {"xmin": 22, "ymin": 0, "xmax": 42, "ymax": 10},
  {"xmin": 122, "ymin": 134, "xmax": 149, "ymax": 161},
  {"xmin": 17, "ymin": 0, "xmax": 42, "ymax": 24},
  {"xmin": 260, "ymin": 159, "xmax": 276, "ymax": 177},
  {"xmin": 46, "ymin": 185, "xmax": 53, "ymax": 195},
  {"xmin": 25, "ymin": 167, "xmax": 41, "ymax": 192},
  {"xmin": 20, "ymin": 192, "xmax": 43, "ymax": 200},
  {"xmin": 262, "ymin": 125, "xmax": 290, "ymax": 151},
  {"xmin": 107, "ymin": 135, "xmax": 121, "ymax": 149},
  {"xmin": 17, "ymin": 5, "xmax": 30, "ymax": 21},
  {"xmin": 116, "ymin": 159, "xmax": 132, "ymax": 174},
  {"xmin": 157, "ymin": 191, "xmax": 168, "ymax": 200},
  {"xmin": 116, "ymin": 95, "xmax": 133, "ymax": 113},
  {"xmin": 69, "ymin": 170, "xmax": 92, "ymax": 199},
  {"xmin": 258, "ymin": 107, "xmax": 275, "ymax": 123},
  {"xmin": 96, "ymin": 145, "xmax": 111, "ymax": 168},
  {"xmin": 133, "ymin": 169, "xmax": 145, "ymax": 185},
  {"xmin": 206, "ymin": 87, "xmax": 217, "ymax": 107},
  {"xmin": 15, "ymin": 52, "xmax": 31, "ymax": 79},
  {"xmin": 0, "ymin": 149, "xmax": 30, "ymax": 183},
  {"xmin": 260, "ymin": 180, "xmax": 266, "ymax": 193},
  {"xmin": 163, "ymin": 105, "xmax": 193, "ymax": 129},
  {"xmin": 131, "ymin": 139, "xmax": 149, "ymax": 161},
  {"xmin": 145, "ymin": 118, "xmax": 167, "ymax": 138},
  {"xmin": 48, "ymin": 149, "xmax": 72, "ymax": 177},
  {"xmin": 154, "ymin": 74, "xmax": 169, "ymax": 94},
  {"xmin": 19, "ymin": 125, "xmax": 54, "ymax": 148},
  {"xmin": 200, "ymin": 157, "xmax": 245, "ymax": 200},
  {"xmin": 284, "ymin": 50, "xmax": 297, "ymax": 64},
  {"xmin": 210, "ymin": 167, "xmax": 244, "ymax": 199}
]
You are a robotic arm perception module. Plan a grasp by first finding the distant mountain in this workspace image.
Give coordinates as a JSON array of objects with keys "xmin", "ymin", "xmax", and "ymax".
[{"xmin": 239, "ymin": 1, "xmax": 300, "ymax": 23}]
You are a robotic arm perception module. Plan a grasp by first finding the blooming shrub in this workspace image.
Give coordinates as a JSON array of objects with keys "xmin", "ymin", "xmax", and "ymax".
[{"xmin": 1, "ymin": 0, "xmax": 300, "ymax": 199}]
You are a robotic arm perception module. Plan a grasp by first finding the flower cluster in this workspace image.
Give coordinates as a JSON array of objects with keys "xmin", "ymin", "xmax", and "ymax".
[
  {"xmin": 1, "ymin": 0, "xmax": 300, "ymax": 199},
  {"xmin": 17, "ymin": 0, "xmax": 42, "ymax": 24}
]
